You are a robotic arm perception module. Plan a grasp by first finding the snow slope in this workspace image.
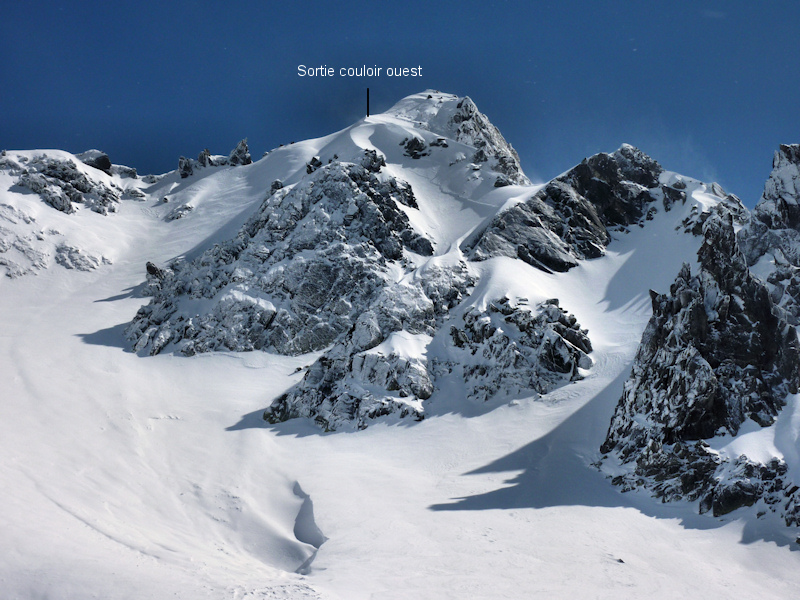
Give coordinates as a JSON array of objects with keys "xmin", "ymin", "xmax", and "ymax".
[{"xmin": 2, "ymin": 92, "xmax": 800, "ymax": 599}]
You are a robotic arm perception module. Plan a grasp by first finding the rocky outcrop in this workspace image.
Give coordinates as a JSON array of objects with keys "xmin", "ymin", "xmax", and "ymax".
[
  {"xmin": 76, "ymin": 150, "xmax": 113, "ymax": 175},
  {"xmin": 403, "ymin": 137, "xmax": 429, "ymax": 159},
  {"xmin": 227, "ymin": 138, "xmax": 252, "ymax": 166},
  {"xmin": 600, "ymin": 209, "xmax": 800, "ymax": 522},
  {"xmin": 265, "ymin": 289, "xmax": 593, "ymax": 431},
  {"xmin": 6, "ymin": 154, "xmax": 121, "ymax": 214},
  {"xmin": 739, "ymin": 144, "xmax": 800, "ymax": 323},
  {"xmin": 127, "ymin": 153, "xmax": 435, "ymax": 357},
  {"xmin": 178, "ymin": 139, "xmax": 252, "ymax": 178},
  {"xmin": 467, "ymin": 145, "xmax": 687, "ymax": 272},
  {"xmin": 178, "ymin": 156, "xmax": 194, "ymax": 178},
  {"xmin": 440, "ymin": 297, "xmax": 592, "ymax": 403},
  {"xmin": 445, "ymin": 96, "xmax": 528, "ymax": 186},
  {"xmin": 265, "ymin": 263, "xmax": 473, "ymax": 430}
]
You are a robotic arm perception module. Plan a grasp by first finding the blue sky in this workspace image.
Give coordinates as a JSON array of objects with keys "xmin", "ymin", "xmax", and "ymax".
[{"xmin": 2, "ymin": 1, "xmax": 798, "ymax": 205}]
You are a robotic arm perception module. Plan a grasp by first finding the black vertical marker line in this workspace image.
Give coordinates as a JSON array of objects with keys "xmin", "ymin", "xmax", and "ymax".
[{"xmin": 367, "ymin": 88, "xmax": 370, "ymax": 117}]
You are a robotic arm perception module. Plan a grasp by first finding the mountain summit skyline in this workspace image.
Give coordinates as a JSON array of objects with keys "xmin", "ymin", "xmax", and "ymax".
[{"xmin": 2, "ymin": 89, "xmax": 800, "ymax": 599}]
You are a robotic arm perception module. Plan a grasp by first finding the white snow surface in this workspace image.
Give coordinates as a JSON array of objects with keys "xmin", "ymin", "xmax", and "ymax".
[{"xmin": 2, "ymin": 94, "xmax": 800, "ymax": 598}]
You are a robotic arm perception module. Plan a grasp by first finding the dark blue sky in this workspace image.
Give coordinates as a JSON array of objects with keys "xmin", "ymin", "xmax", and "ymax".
[{"xmin": 2, "ymin": 1, "xmax": 798, "ymax": 205}]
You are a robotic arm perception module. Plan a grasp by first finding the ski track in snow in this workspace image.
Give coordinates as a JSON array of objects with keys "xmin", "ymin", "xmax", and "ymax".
[{"xmin": 2, "ymin": 94, "xmax": 800, "ymax": 598}]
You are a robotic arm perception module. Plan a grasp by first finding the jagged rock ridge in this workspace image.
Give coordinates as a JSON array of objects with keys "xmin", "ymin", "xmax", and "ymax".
[
  {"xmin": 179, "ymin": 139, "xmax": 252, "ymax": 178},
  {"xmin": 466, "ymin": 145, "xmax": 689, "ymax": 272},
  {"xmin": 740, "ymin": 144, "xmax": 800, "ymax": 324},
  {"xmin": 600, "ymin": 208, "xmax": 800, "ymax": 523}
]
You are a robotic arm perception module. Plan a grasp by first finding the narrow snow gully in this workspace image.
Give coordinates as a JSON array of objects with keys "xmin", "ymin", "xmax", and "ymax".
[{"xmin": 293, "ymin": 482, "xmax": 327, "ymax": 575}]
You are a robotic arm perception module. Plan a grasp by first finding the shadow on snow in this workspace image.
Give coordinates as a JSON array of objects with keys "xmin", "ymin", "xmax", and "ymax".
[{"xmin": 429, "ymin": 364, "xmax": 800, "ymax": 551}]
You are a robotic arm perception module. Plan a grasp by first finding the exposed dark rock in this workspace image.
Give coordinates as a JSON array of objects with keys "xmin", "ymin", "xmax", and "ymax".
[
  {"xmin": 306, "ymin": 156, "xmax": 323, "ymax": 174},
  {"xmin": 77, "ymin": 150, "xmax": 112, "ymax": 175},
  {"xmin": 404, "ymin": 137, "xmax": 429, "ymax": 159},
  {"xmin": 360, "ymin": 149, "xmax": 386, "ymax": 173},
  {"xmin": 466, "ymin": 145, "xmax": 676, "ymax": 272},
  {"xmin": 143, "ymin": 261, "xmax": 171, "ymax": 295},
  {"xmin": 127, "ymin": 152, "xmax": 434, "ymax": 357},
  {"xmin": 711, "ymin": 479, "xmax": 760, "ymax": 516},
  {"xmin": 197, "ymin": 149, "xmax": 213, "ymax": 167},
  {"xmin": 228, "ymin": 138, "xmax": 252, "ymax": 166},
  {"xmin": 178, "ymin": 156, "xmax": 193, "ymax": 179},
  {"xmin": 146, "ymin": 261, "xmax": 164, "ymax": 278},
  {"xmin": 600, "ymin": 208, "xmax": 800, "ymax": 521}
]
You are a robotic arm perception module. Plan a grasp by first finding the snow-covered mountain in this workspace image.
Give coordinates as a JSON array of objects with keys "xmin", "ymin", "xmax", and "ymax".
[{"xmin": 3, "ymin": 92, "xmax": 800, "ymax": 599}]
